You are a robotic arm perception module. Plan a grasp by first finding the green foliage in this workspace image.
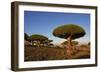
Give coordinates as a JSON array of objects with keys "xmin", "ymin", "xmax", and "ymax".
[
  {"xmin": 53, "ymin": 24, "xmax": 86, "ymax": 39},
  {"xmin": 62, "ymin": 41, "xmax": 78, "ymax": 46},
  {"xmin": 29, "ymin": 34, "xmax": 48, "ymax": 41}
]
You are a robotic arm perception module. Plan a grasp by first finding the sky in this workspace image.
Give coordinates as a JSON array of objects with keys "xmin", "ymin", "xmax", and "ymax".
[{"xmin": 24, "ymin": 11, "xmax": 90, "ymax": 45}]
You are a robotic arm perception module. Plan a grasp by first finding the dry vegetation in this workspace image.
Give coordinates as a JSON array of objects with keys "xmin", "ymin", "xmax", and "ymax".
[{"xmin": 24, "ymin": 44, "xmax": 90, "ymax": 61}]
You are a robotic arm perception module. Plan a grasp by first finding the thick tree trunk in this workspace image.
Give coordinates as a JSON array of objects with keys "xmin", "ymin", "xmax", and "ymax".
[
  {"xmin": 67, "ymin": 36, "xmax": 72, "ymax": 50},
  {"xmin": 66, "ymin": 35, "xmax": 73, "ymax": 58}
]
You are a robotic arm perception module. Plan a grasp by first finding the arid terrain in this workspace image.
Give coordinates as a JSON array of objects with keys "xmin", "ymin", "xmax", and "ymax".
[{"xmin": 24, "ymin": 44, "xmax": 90, "ymax": 61}]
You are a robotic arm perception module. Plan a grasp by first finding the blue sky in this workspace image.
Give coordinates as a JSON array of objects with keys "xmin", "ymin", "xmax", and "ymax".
[{"xmin": 24, "ymin": 11, "xmax": 90, "ymax": 45}]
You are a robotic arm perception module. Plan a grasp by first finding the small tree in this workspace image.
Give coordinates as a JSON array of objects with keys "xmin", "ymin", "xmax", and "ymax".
[
  {"xmin": 62, "ymin": 41, "xmax": 78, "ymax": 46},
  {"xmin": 29, "ymin": 34, "xmax": 50, "ymax": 46},
  {"xmin": 53, "ymin": 24, "xmax": 86, "ymax": 57},
  {"xmin": 29, "ymin": 34, "xmax": 48, "ymax": 41}
]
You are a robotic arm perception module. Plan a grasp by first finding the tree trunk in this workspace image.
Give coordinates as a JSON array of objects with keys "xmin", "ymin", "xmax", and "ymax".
[
  {"xmin": 66, "ymin": 35, "xmax": 73, "ymax": 58},
  {"xmin": 67, "ymin": 36, "xmax": 72, "ymax": 50}
]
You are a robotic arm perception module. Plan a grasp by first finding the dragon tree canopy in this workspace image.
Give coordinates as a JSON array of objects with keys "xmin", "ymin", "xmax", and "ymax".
[
  {"xmin": 29, "ymin": 34, "xmax": 48, "ymax": 41},
  {"xmin": 53, "ymin": 24, "xmax": 86, "ymax": 40}
]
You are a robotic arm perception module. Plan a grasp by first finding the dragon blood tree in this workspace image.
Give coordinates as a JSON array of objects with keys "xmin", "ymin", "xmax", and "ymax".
[
  {"xmin": 29, "ymin": 34, "xmax": 52, "ymax": 47},
  {"xmin": 53, "ymin": 24, "xmax": 86, "ymax": 57}
]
